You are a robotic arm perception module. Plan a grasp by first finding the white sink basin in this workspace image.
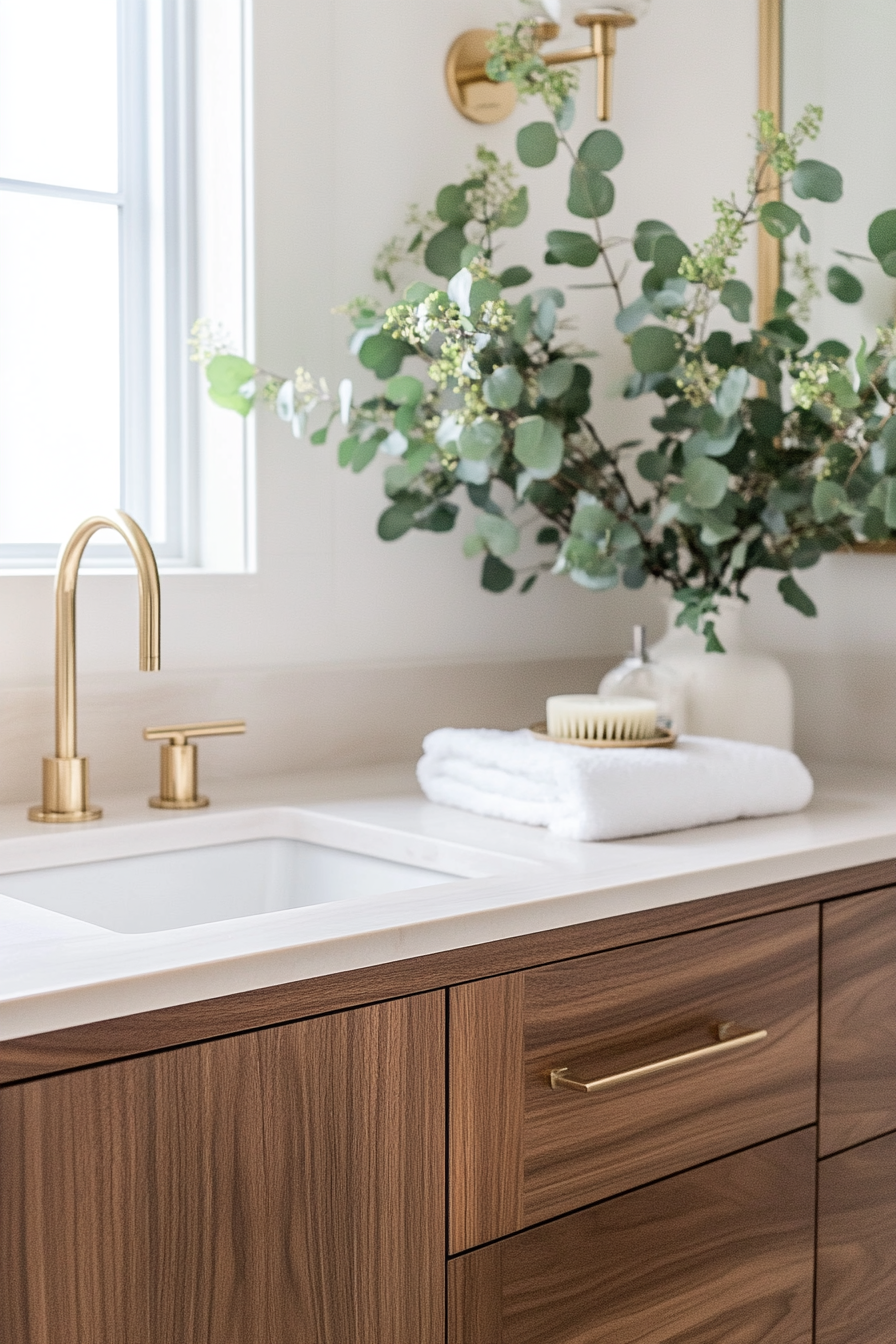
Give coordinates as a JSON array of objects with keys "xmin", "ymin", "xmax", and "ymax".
[{"xmin": 0, "ymin": 835, "xmax": 460, "ymax": 935}]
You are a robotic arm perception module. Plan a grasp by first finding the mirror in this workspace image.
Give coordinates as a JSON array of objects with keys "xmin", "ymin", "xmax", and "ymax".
[{"xmin": 760, "ymin": 0, "xmax": 896, "ymax": 552}]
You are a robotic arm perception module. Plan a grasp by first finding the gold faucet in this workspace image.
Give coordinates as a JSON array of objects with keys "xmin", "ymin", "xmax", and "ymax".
[{"xmin": 28, "ymin": 511, "xmax": 161, "ymax": 823}]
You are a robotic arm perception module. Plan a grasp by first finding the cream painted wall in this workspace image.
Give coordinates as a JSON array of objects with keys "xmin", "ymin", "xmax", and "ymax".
[{"xmin": 0, "ymin": 0, "xmax": 890, "ymax": 804}]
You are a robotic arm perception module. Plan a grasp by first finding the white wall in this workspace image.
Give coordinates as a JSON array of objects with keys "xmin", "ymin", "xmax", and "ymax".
[{"xmin": 0, "ymin": 0, "xmax": 890, "ymax": 805}]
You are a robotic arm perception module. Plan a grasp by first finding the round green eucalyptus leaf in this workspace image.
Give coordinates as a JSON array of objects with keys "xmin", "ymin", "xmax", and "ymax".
[
  {"xmin": 209, "ymin": 389, "xmax": 253, "ymax": 416},
  {"xmin": 416, "ymin": 502, "xmax": 458, "ymax": 533},
  {"xmin": 827, "ymin": 265, "xmax": 863, "ymax": 304},
  {"xmin": 578, "ymin": 127, "xmax": 623, "ymax": 171},
  {"xmin": 764, "ymin": 317, "xmax": 808, "ymax": 350},
  {"xmin": 882, "ymin": 251, "xmax": 896, "ymax": 278},
  {"xmin": 792, "ymin": 159, "xmax": 843, "ymax": 202},
  {"xmin": 483, "ymin": 365, "xmax": 524, "ymax": 410},
  {"xmin": 513, "ymin": 415, "xmax": 564, "ymax": 477},
  {"xmin": 458, "ymin": 419, "xmax": 503, "ymax": 460},
  {"xmin": 641, "ymin": 266, "xmax": 663, "ymax": 296},
  {"xmin": 404, "ymin": 280, "xmax": 438, "ymax": 304},
  {"xmin": 812, "ymin": 479, "xmax": 848, "ymax": 522},
  {"xmin": 633, "ymin": 219, "xmax": 676, "ymax": 262},
  {"xmin": 499, "ymin": 186, "xmax": 529, "ymax": 227},
  {"xmin": 869, "ymin": 209, "xmax": 896, "ymax": 262},
  {"xmin": 377, "ymin": 503, "xmax": 416, "ymax": 540},
  {"xmin": 629, "ymin": 325, "xmax": 679, "ymax": 374},
  {"xmin": 719, "ymin": 278, "xmax": 752, "ymax": 323},
  {"xmin": 476, "ymin": 513, "xmax": 520, "ymax": 558},
  {"xmin": 759, "ymin": 201, "xmax": 802, "ymax": 239},
  {"xmin": 358, "ymin": 332, "xmax": 397, "ymax": 371},
  {"xmin": 469, "ymin": 278, "xmax": 502, "ymax": 314},
  {"xmin": 652, "ymin": 233, "xmax": 691, "ymax": 281},
  {"xmin": 385, "ymin": 374, "xmax": 424, "ymax": 405},
  {"xmin": 567, "ymin": 163, "xmax": 614, "ymax": 219},
  {"xmin": 636, "ymin": 450, "xmax": 668, "ymax": 482},
  {"xmin": 481, "ymin": 553, "xmax": 515, "ymax": 592},
  {"xmin": 750, "ymin": 398, "xmax": 785, "ymax": 438},
  {"xmin": 545, "ymin": 229, "xmax": 599, "ymax": 267},
  {"xmin": 827, "ymin": 371, "xmax": 860, "ymax": 409},
  {"xmin": 499, "ymin": 265, "xmax": 533, "ymax": 288},
  {"xmin": 206, "ymin": 354, "xmax": 257, "ymax": 395},
  {"xmin": 555, "ymin": 95, "xmax": 575, "ymax": 131},
  {"xmin": 436, "ymin": 184, "xmax": 472, "ymax": 226},
  {"xmin": 704, "ymin": 331, "xmax": 736, "ymax": 368},
  {"xmin": 537, "ymin": 358, "xmax": 575, "ymax": 400},
  {"xmin": 814, "ymin": 339, "xmax": 850, "ymax": 360},
  {"xmin": 424, "ymin": 224, "xmax": 467, "ymax": 279},
  {"xmin": 683, "ymin": 456, "xmax": 728, "ymax": 509},
  {"xmin": 516, "ymin": 121, "xmax": 558, "ymax": 167}
]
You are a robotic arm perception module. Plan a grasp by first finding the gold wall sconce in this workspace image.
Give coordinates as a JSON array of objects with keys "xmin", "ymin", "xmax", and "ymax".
[{"xmin": 446, "ymin": 10, "xmax": 636, "ymax": 126}]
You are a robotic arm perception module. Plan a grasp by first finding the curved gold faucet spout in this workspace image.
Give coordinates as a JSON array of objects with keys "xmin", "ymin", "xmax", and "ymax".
[{"xmin": 29, "ymin": 510, "xmax": 161, "ymax": 823}]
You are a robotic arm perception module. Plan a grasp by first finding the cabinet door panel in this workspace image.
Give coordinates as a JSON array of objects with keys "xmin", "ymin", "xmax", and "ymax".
[
  {"xmin": 449, "ymin": 1129, "xmax": 816, "ymax": 1344},
  {"xmin": 0, "ymin": 992, "xmax": 445, "ymax": 1344},
  {"xmin": 820, "ymin": 887, "xmax": 896, "ymax": 1154},
  {"xmin": 816, "ymin": 1130, "xmax": 896, "ymax": 1344}
]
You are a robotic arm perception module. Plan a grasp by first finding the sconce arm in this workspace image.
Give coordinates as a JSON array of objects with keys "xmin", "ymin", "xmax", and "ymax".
[{"xmin": 447, "ymin": 11, "xmax": 636, "ymax": 124}]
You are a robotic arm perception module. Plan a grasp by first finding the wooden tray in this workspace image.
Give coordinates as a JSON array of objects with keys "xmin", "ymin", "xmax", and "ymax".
[{"xmin": 529, "ymin": 723, "xmax": 677, "ymax": 749}]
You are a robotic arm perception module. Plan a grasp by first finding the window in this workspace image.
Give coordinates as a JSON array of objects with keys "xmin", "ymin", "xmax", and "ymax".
[{"xmin": 0, "ymin": 0, "xmax": 253, "ymax": 571}]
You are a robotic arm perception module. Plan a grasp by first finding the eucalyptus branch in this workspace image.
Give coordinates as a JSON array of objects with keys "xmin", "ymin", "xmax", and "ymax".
[{"xmin": 195, "ymin": 90, "xmax": 896, "ymax": 646}]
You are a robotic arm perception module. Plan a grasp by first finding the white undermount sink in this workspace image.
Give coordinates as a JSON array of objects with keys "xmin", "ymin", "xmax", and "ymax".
[{"xmin": 0, "ymin": 822, "xmax": 468, "ymax": 935}]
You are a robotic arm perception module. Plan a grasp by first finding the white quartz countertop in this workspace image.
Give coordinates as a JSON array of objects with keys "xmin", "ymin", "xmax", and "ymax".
[{"xmin": 2, "ymin": 759, "xmax": 896, "ymax": 1042}]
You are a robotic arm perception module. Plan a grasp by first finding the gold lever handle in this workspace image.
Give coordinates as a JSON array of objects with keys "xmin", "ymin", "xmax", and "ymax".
[
  {"xmin": 550, "ymin": 1022, "xmax": 768, "ymax": 1094},
  {"xmin": 143, "ymin": 719, "xmax": 246, "ymax": 746},
  {"xmin": 144, "ymin": 720, "xmax": 246, "ymax": 810}
]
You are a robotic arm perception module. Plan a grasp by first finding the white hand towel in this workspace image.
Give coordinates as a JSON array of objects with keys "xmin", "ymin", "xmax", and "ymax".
[{"xmin": 416, "ymin": 729, "xmax": 814, "ymax": 842}]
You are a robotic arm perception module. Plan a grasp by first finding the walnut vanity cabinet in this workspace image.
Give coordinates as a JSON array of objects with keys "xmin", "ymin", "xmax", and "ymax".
[
  {"xmin": 815, "ymin": 887, "xmax": 896, "ymax": 1344},
  {"xmin": 1, "ymin": 863, "xmax": 895, "ymax": 1344},
  {"xmin": 0, "ymin": 994, "xmax": 446, "ymax": 1344}
]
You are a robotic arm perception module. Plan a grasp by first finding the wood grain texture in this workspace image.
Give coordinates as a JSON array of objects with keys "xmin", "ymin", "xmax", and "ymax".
[
  {"xmin": 4, "ymin": 859, "xmax": 891, "ymax": 1085},
  {"xmin": 520, "ymin": 906, "xmax": 818, "ymax": 1226},
  {"xmin": 819, "ymin": 887, "xmax": 896, "ymax": 1155},
  {"xmin": 448, "ymin": 1243, "xmax": 503, "ymax": 1344},
  {"xmin": 0, "ymin": 992, "xmax": 445, "ymax": 1344},
  {"xmin": 449, "ymin": 976, "xmax": 524, "ymax": 1253},
  {"xmin": 816, "ymin": 1130, "xmax": 896, "ymax": 1344},
  {"xmin": 449, "ymin": 1129, "xmax": 816, "ymax": 1344}
]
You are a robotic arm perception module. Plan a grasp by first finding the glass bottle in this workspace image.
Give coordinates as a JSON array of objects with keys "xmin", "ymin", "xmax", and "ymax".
[{"xmin": 598, "ymin": 625, "xmax": 686, "ymax": 732}]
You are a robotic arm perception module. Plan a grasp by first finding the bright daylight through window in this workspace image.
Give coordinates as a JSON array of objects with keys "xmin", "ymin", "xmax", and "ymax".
[{"xmin": 0, "ymin": 0, "xmax": 253, "ymax": 570}]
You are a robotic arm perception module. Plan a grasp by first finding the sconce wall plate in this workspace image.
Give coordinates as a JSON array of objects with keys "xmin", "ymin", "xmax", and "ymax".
[
  {"xmin": 446, "ymin": 11, "xmax": 636, "ymax": 125},
  {"xmin": 445, "ymin": 29, "xmax": 519, "ymax": 124}
]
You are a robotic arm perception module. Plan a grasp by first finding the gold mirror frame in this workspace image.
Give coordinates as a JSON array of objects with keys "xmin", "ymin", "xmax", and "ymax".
[
  {"xmin": 758, "ymin": 0, "xmax": 895, "ymax": 553},
  {"xmin": 757, "ymin": 0, "xmax": 782, "ymax": 327}
]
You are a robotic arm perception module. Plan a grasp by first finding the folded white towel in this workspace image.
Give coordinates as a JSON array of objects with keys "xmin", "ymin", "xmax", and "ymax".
[{"xmin": 416, "ymin": 728, "xmax": 814, "ymax": 842}]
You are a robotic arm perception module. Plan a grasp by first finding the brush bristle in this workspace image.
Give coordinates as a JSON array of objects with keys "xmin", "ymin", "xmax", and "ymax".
[{"xmin": 545, "ymin": 695, "xmax": 657, "ymax": 741}]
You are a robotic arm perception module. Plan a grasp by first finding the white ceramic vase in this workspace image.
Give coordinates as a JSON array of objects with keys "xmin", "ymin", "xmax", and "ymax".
[{"xmin": 649, "ymin": 598, "xmax": 794, "ymax": 749}]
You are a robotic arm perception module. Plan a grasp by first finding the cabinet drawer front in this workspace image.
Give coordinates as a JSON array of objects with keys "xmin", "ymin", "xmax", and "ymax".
[
  {"xmin": 816, "ymin": 1130, "xmax": 896, "ymax": 1344},
  {"xmin": 522, "ymin": 906, "xmax": 818, "ymax": 1226},
  {"xmin": 449, "ymin": 907, "xmax": 818, "ymax": 1248},
  {"xmin": 449, "ymin": 1129, "xmax": 816, "ymax": 1344},
  {"xmin": 820, "ymin": 886, "xmax": 896, "ymax": 1155}
]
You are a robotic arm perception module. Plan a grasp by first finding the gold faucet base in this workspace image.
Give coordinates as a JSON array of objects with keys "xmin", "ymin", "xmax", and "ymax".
[
  {"xmin": 28, "ymin": 805, "xmax": 103, "ymax": 823},
  {"xmin": 148, "ymin": 795, "xmax": 209, "ymax": 810},
  {"xmin": 28, "ymin": 756, "xmax": 102, "ymax": 824}
]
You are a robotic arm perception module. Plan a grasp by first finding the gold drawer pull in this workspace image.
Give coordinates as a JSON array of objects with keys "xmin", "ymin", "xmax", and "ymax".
[{"xmin": 550, "ymin": 1022, "xmax": 768, "ymax": 1094}]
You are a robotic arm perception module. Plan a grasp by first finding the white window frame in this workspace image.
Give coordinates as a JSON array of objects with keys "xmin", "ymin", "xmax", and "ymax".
[{"xmin": 0, "ymin": 0, "xmax": 254, "ymax": 573}]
